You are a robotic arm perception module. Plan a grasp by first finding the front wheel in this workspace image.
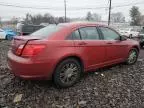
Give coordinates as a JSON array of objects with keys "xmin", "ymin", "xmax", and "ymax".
[
  {"xmin": 126, "ymin": 48, "xmax": 139, "ymax": 65},
  {"xmin": 53, "ymin": 58, "xmax": 82, "ymax": 88}
]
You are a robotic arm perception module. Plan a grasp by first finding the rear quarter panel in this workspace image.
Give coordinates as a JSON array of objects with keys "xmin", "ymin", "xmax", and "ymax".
[{"xmin": 28, "ymin": 40, "xmax": 77, "ymax": 74}]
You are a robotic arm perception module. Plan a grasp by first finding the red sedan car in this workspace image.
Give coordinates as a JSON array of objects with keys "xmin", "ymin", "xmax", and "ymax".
[{"xmin": 8, "ymin": 22, "xmax": 140, "ymax": 88}]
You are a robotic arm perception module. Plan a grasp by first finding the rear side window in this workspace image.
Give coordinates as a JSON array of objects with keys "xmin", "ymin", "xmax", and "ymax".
[
  {"xmin": 79, "ymin": 27, "xmax": 100, "ymax": 40},
  {"xmin": 30, "ymin": 25, "xmax": 64, "ymax": 38},
  {"xmin": 73, "ymin": 30, "xmax": 81, "ymax": 40},
  {"xmin": 67, "ymin": 30, "xmax": 81, "ymax": 40}
]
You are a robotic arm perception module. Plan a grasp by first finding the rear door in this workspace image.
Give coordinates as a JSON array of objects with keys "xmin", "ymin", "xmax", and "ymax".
[
  {"xmin": 98, "ymin": 27, "xmax": 128, "ymax": 63},
  {"xmin": 72, "ymin": 26, "xmax": 106, "ymax": 70}
]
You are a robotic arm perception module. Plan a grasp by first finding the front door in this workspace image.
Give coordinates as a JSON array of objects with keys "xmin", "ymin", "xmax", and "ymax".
[{"xmin": 98, "ymin": 27, "xmax": 128, "ymax": 63}]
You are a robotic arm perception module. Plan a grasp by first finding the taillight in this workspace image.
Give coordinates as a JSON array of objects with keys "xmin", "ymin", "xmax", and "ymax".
[
  {"xmin": 16, "ymin": 44, "xmax": 25, "ymax": 55},
  {"xmin": 16, "ymin": 44, "xmax": 46, "ymax": 57}
]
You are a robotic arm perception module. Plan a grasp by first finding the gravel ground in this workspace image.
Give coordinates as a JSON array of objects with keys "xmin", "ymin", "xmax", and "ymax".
[{"xmin": 0, "ymin": 40, "xmax": 144, "ymax": 108}]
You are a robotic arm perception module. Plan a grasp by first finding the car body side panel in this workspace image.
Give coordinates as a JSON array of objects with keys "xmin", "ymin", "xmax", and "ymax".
[
  {"xmin": 73, "ymin": 40, "xmax": 106, "ymax": 71},
  {"xmin": 7, "ymin": 23, "xmax": 140, "ymax": 80},
  {"xmin": 103, "ymin": 40, "xmax": 129, "ymax": 63}
]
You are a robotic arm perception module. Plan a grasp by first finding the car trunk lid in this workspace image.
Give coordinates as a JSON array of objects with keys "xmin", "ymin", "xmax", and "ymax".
[{"xmin": 11, "ymin": 36, "xmax": 40, "ymax": 54}]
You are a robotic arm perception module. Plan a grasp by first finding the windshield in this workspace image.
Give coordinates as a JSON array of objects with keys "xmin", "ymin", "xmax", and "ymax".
[{"xmin": 30, "ymin": 25, "xmax": 64, "ymax": 38}]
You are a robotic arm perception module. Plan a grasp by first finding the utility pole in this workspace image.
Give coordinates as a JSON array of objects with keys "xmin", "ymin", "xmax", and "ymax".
[
  {"xmin": 108, "ymin": 0, "xmax": 112, "ymax": 26},
  {"xmin": 64, "ymin": 0, "xmax": 67, "ymax": 22}
]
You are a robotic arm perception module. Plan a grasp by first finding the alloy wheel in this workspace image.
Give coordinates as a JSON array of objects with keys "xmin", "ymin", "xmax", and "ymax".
[
  {"xmin": 59, "ymin": 63, "xmax": 79, "ymax": 85},
  {"xmin": 127, "ymin": 49, "xmax": 138, "ymax": 64}
]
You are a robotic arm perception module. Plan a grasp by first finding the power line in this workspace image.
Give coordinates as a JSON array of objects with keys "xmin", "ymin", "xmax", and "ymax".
[
  {"xmin": 0, "ymin": 3, "xmax": 59, "ymax": 10},
  {"xmin": 0, "ymin": 1, "xmax": 144, "ymax": 10},
  {"xmin": 0, "ymin": 2, "xmax": 108, "ymax": 10}
]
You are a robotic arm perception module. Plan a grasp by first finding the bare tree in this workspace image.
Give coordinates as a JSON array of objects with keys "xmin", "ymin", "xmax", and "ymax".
[
  {"xmin": 140, "ymin": 15, "xmax": 144, "ymax": 26},
  {"xmin": 58, "ymin": 17, "xmax": 65, "ymax": 23},
  {"xmin": 111, "ymin": 12, "xmax": 125, "ymax": 23},
  {"xmin": 25, "ymin": 13, "xmax": 32, "ymax": 24},
  {"xmin": 92, "ymin": 13, "xmax": 101, "ymax": 22},
  {"xmin": 24, "ymin": 13, "xmax": 69, "ymax": 25},
  {"xmin": 86, "ymin": 12, "xmax": 93, "ymax": 21},
  {"xmin": 86, "ymin": 12, "xmax": 101, "ymax": 22}
]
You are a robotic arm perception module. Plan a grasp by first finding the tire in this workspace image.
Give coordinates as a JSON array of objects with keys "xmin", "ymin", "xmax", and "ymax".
[
  {"xmin": 53, "ymin": 58, "xmax": 82, "ymax": 88},
  {"xmin": 126, "ymin": 48, "xmax": 139, "ymax": 65}
]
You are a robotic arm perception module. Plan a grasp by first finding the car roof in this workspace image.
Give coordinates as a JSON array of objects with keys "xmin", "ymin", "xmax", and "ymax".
[{"xmin": 58, "ymin": 22, "xmax": 105, "ymax": 29}]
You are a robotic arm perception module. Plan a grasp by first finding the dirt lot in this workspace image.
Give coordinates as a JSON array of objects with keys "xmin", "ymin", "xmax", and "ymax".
[{"xmin": 0, "ymin": 40, "xmax": 144, "ymax": 108}]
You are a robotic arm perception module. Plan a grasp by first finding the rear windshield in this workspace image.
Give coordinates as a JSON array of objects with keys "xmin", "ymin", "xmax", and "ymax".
[{"xmin": 30, "ymin": 25, "xmax": 64, "ymax": 38}]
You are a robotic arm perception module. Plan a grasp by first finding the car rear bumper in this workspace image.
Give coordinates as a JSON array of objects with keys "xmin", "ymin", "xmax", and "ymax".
[{"xmin": 7, "ymin": 51, "xmax": 54, "ymax": 80}]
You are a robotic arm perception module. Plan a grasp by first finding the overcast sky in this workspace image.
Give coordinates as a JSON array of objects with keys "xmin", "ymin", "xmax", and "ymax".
[{"xmin": 0, "ymin": 0, "xmax": 144, "ymax": 21}]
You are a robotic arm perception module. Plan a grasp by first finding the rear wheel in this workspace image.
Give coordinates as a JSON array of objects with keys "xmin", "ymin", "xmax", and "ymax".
[
  {"xmin": 53, "ymin": 58, "xmax": 82, "ymax": 88},
  {"xmin": 126, "ymin": 48, "xmax": 138, "ymax": 65}
]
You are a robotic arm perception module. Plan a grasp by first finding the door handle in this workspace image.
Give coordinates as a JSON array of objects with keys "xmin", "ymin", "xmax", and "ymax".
[
  {"xmin": 107, "ymin": 42, "xmax": 113, "ymax": 44},
  {"xmin": 78, "ymin": 42, "xmax": 87, "ymax": 45}
]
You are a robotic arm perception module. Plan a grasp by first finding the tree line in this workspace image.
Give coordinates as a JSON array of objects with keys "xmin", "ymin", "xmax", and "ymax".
[
  {"xmin": 130, "ymin": 6, "xmax": 144, "ymax": 26},
  {"xmin": 24, "ymin": 13, "xmax": 70, "ymax": 25},
  {"xmin": 1, "ymin": 6, "xmax": 143, "ymax": 26},
  {"xmin": 24, "ymin": 12, "xmax": 125, "ymax": 25}
]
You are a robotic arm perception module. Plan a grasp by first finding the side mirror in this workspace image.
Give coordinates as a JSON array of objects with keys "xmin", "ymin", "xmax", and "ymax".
[{"xmin": 120, "ymin": 35, "xmax": 127, "ymax": 41}]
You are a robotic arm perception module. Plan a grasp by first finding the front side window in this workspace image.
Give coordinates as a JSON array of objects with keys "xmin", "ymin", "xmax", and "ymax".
[
  {"xmin": 99, "ymin": 27, "xmax": 120, "ymax": 40},
  {"xmin": 79, "ymin": 27, "xmax": 100, "ymax": 40}
]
